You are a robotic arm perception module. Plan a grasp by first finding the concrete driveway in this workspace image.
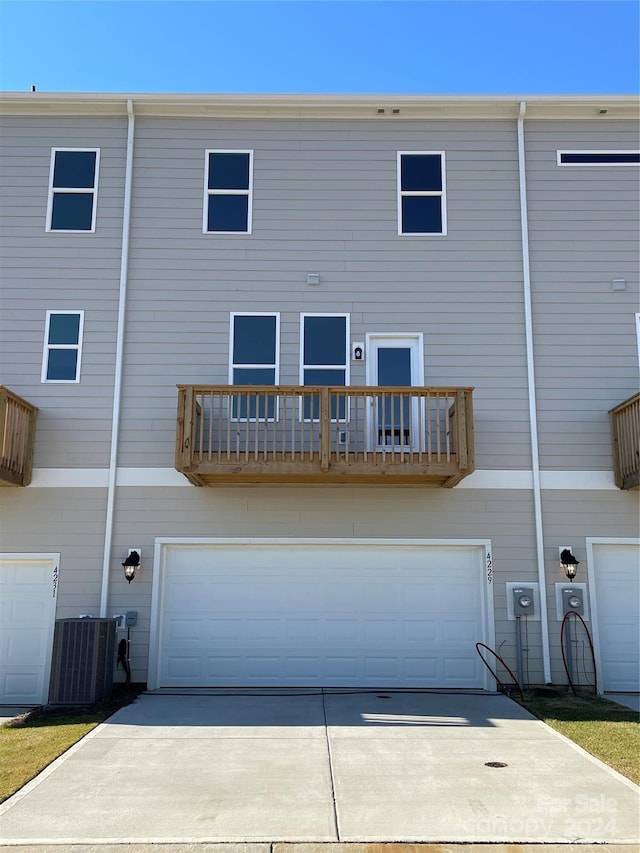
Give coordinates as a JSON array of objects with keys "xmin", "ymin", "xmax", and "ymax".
[{"xmin": 0, "ymin": 690, "xmax": 638, "ymax": 844}]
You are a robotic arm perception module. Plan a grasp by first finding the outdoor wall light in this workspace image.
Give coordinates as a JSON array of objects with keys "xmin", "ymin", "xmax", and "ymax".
[
  {"xmin": 560, "ymin": 548, "xmax": 580, "ymax": 580},
  {"xmin": 122, "ymin": 549, "xmax": 140, "ymax": 583}
]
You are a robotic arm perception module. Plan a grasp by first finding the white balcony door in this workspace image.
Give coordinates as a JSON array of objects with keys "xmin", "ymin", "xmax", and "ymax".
[{"xmin": 365, "ymin": 333, "xmax": 424, "ymax": 451}]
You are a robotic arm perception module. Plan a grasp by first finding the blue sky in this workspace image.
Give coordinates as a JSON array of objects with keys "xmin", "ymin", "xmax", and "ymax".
[{"xmin": 0, "ymin": 1, "xmax": 638, "ymax": 94}]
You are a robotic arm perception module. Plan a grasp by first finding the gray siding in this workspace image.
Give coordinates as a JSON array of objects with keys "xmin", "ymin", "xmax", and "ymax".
[
  {"xmin": 0, "ymin": 487, "xmax": 107, "ymax": 615},
  {"xmin": 0, "ymin": 117, "xmax": 126, "ymax": 467},
  {"xmin": 526, "ymin": 120, "xmax": 640, "ymax": 470},
  {"xmin": 119, "ymin": 117, "xmax": 530, "ymax": 470},
  {"xmin": 111, "ymin": 484, "xmax": 542, "ymax": 686},
  {"xmin": 1, "ymin": 103, "xmax": 638, "ymax": 690}
]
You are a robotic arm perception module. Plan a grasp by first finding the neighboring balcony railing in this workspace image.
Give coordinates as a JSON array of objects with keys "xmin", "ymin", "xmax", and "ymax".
[
  {"xmin": 176, "ymin": 385, "xmax": 474, "ymax": 487},
  {"xmin": 609, "ymin": 392, "xmax": 640, "ymax": 490},
  {"xmin": 0, "ymin": 386, "xmax": 38, "ymax": 487}
]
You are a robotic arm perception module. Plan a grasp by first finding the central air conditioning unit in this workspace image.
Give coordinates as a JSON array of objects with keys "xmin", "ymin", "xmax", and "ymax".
[{"xmin": 49, "ymin": 618, "xmax": 117, "ymax": 705}]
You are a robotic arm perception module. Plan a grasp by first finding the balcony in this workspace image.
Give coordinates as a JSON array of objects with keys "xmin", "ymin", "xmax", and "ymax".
[
  {"xmin": 610, "ymin": 392, "xmax": 640, "ymax": 490},
  {"xmin": 0, "ymin": 386, "xmax": 38, "ymax": 487},
  {"xmin": 176, "ymin": 385, "xmax": 474, "ymax": 487}
]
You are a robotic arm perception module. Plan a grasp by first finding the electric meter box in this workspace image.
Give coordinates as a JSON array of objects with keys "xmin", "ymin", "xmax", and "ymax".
[
  {"xmin": 512, "ymin": 586, "xmax": 535, "ymax": 616},
  {"xmin": 561, "ymin": 587, "xmax": 584, "ymax": 616}
]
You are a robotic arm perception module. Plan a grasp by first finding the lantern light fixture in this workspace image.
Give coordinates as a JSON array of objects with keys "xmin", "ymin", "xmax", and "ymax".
[
  {"xmin": 560, "ymin": 547, "xmax": 580, "ymax": 581},
  {"xmin": 122, "ymin": 549, "xmax": 140, "ymax": 583}
]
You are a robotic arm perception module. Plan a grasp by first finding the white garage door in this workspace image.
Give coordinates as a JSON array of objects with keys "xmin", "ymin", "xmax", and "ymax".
[
  {"xmin": 591, "ymin": 543, "xmax": 640, "ymax": 693},
  {"xmin": 0, "ymin": 556, "xmax": 58, "ymax": 705},
  {"xmin": 155, "ymin": 541, "xmax": 488, "ymax": 688}
]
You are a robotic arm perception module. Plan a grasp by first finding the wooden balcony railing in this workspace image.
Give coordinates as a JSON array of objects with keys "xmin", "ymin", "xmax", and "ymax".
[
  {"xmin": 176, "ymin": 385, "xmax": 474, "ymax": 486},
  {"xmin": 610, "ymin": 392, "xmax": 640, "ymax": 490},
  {"xmin": 0, "ymin": 386, "xmax": 38, "ymax": 487}
]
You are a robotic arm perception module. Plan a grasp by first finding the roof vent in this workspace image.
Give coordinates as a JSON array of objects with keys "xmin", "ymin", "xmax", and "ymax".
[
  {"xmin": 377, "ymin": 108, "xmax": 385, "ymax": 114},
  {"xmin": 598, "ymin": 108, "xmax": 608, "ymax": 115}
]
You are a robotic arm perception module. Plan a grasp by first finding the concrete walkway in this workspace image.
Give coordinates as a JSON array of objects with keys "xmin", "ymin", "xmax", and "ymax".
[{"xmin": 0, "ymin": 691, "xmax": 638, "ymax": 845}]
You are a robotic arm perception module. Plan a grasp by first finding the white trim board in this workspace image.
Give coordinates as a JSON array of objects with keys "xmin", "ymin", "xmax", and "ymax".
[{"xmin": 24, "ymin": 467, "xmax": 620, "ymax": 489}]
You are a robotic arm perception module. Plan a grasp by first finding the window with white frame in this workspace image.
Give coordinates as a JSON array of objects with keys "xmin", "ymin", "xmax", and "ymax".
[
  {"xmin": 300, "ymin": 314, "xmax": 349, "ymax": 420},
  {"xmin": 204, "ymin": 150, "xmax": 253, "ymax": 233},
  {"xmin": 398, "ymin": 151, "xmax": 447, "ymax": 235},
  {"xmin": 230, "ymin": 313, "xmax": 279, "ymax": 418},
  {"xmin": 46, "ymin": 149, "xmax": 99, "ymax": 232},
  {"xmin": 42, "ymin": 311, "xmax": 84, "ymax": 382},
  {"xmin": 557, "ymin": 150, "xmax": 640, "ymax": 166}
]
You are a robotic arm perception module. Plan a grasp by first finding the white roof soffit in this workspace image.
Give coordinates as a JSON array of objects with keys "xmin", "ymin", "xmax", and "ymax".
[{"xmin": 1, "ymin": 92, "xmax": 639, "ymax": 120}]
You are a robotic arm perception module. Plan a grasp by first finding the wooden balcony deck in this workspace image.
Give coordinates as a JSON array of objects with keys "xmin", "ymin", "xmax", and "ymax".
[
  {"xmin": 176, "ymin": 385, "xmax": 474, "ymax": 486},
  {"xmin": 610, "ymin": 392, "xmax": 640, "ymax": 490},
  {"xmin": 0, "ymin": 386, "xmax": 38, "ymax": 487}
]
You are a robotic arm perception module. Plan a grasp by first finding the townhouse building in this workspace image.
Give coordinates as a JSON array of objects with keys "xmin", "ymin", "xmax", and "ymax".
[{"xmin": 0, "ymin": 92, "xmax": 638, "ymax": 705}]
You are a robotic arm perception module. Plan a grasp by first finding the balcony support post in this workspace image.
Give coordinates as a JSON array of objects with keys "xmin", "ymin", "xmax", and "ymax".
[
  {"xmin": 456, "ymin": 389, "xmax": 468, "ymax": 471},
  {"xmin": 320, "ymin": 387, "xmax": 330, "ymax": 472}
]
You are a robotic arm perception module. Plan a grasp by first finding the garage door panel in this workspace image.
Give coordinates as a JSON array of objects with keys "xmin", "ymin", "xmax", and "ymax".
[
  {"xmin": 285, "ymin": 657, "xmax": 320, "ymax": 678},
  {"xmin": 592, "ymin": 544, "xmax": 640, "ymax": 694},
  {"xmin": 167, "ymin": 656, "xmax": 200, "ymax": 678},
  {"xmin": 0, "ymin": 558, "xmax": 57, "ymax": 704},
  {"xmin": 326, "ymin": 619, "xmax": 358, "ymax": 641},
  {"xmin": 403, "ymin": 620, "xmax": 437, "ymax": 642},
  {"xmin": 405, "ymin": 657, "xmax": 438, "ymax": 679},
  {"xmin": 286, "ymin": 620, "xmax": 322, "ymax": 641},
  {"xmin": 326, "ymin": 657, "xmax": 358, "ymax": 679},
  {"xmin": 442, "ymin": 619, "xmax": 479, "ymax": 644},
  {"xmin": 2, "ymin": 629, "xmax": 49, "ymax": 663},
  {"xmin": 444, "ymin": 656, "xmax": 479, "ymax": 682},
  {"xmin": 159, "ymin": 543, "xmax": 486, "ymax": 688},
  {"xmin": 0, "ymin": 672, "xmax": 42, "ymax": 701}
]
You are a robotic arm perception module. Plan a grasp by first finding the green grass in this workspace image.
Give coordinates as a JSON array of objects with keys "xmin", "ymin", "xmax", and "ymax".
[
  {"xmin": 519, "ymin": 688, "xmax": 640, "ymax": 785},
  {"xmin": 0, "ymin": 685, "xmax": 143, "ymax": 803}
]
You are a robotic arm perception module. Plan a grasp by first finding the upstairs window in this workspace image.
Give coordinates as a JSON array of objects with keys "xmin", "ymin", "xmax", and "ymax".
[
  {"xmin": 204, "ymin": 150, "xmax": 253, "ymax": 233},
  {"xmin": 301, "ymin": 314, "xmax": 349, "ymax": 420},
  {"xmin": 230, "ymin": 313, "xmax": 279, "ymax": 418},
  {"xmin": 41, "ymin": 311, "xmax": 84, "ymax": 382},
  {"xmin": 398, "ymin": 151, "xmax": 447, "ymax": 236},
  {"xmin": 46, "ymin": 149, "xmax": 99, "ymax": 232},
  {"xmin": 558, "ymin": 150, "xmax": 640, "ymax": 166}
]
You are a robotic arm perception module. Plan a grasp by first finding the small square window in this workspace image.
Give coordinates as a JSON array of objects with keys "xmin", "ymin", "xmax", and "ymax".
[
  {"xmin": 42, "ymin": 311, "xmax": 84, "ymax": 382},
  {"xmin": 46, "ymin": 149, "xmax": 99, "ymax": 232},
  {"xmin": 204, "ymin": 151, "xmax": 253, "ymax": 233},
  {"xmin": 207, "ymin": 195, "xmax": 249, "ymax": 233},
  {"xmin": 398, "ymin": 151, "xmax": 446, "ymax": 236}
]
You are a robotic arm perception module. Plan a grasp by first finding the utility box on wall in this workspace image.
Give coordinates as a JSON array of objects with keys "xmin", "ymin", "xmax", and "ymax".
[
  {"xmin": 561, "ymin": 587, "xmax": 585, "ymax": 617},
  {"xmin": 512, "ymin": 586, "xmax": 535, "ymax": 616},
  {"xmin": 555, "ymin": 583, "xmax": 588, "ymax": 620},
  {"xmin": 49, "ymin": 618, "xmax": 116, "ymax": 704}
]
